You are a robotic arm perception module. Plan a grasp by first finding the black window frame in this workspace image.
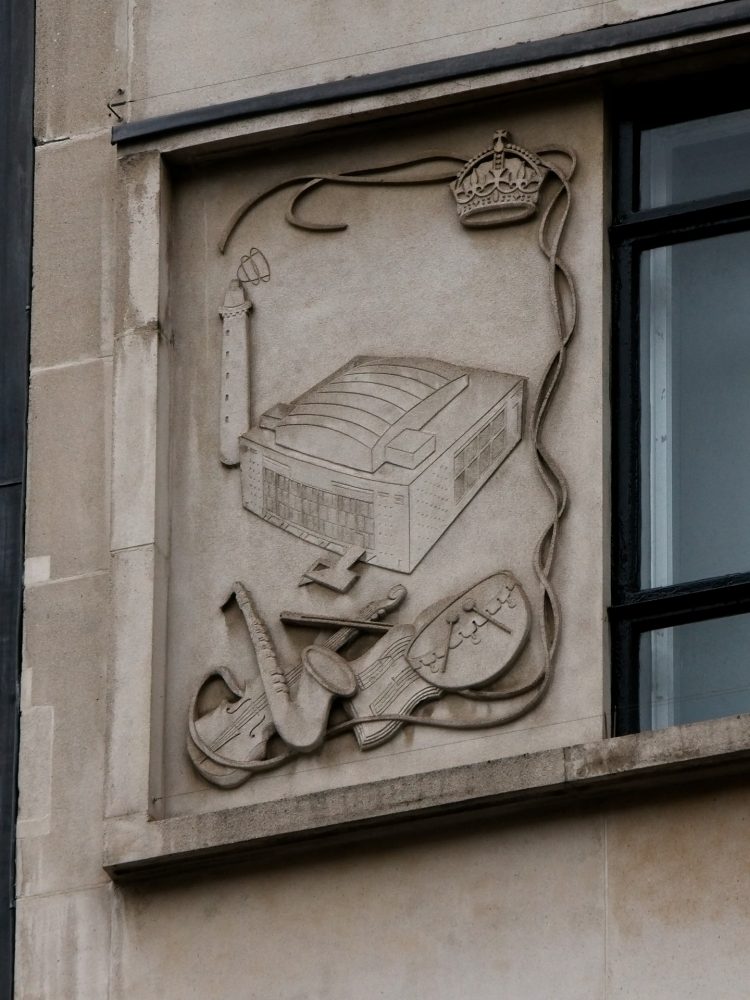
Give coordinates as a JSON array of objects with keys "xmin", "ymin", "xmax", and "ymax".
[{"xmin": 610, "ymin": 67, "xmax": 750, "ymax": 736}]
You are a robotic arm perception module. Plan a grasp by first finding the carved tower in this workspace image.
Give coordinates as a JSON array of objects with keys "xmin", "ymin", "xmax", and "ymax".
[{"xmin": 218, "ymin": 279, "xmax": 252, "ymax": 466}]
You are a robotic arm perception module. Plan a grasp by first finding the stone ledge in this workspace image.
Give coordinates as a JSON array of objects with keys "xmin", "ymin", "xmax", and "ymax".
[{"xmin": 103, "ymin": 713, "xmax": 750, "ymax": 881}]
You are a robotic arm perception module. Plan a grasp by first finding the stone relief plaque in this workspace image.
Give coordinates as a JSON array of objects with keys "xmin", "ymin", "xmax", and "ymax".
[{"xmin": 177, "ymin": 124, "xmax": 581, "ymax": 793}]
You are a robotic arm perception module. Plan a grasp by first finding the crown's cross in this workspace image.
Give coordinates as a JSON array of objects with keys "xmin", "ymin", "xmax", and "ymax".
[{"xmin": 492, "ymin": 129, "xmax": 510, "ymax": 171}]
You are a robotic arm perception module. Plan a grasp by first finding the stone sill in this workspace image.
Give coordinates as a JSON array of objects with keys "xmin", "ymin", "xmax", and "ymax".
[{"xmin": 104, "ymin": 713, "xmax": 750, "ymax": 881}]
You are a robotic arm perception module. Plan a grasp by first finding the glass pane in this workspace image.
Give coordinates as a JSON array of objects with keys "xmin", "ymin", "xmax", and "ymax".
[
  {"xmin": 639, "ymin": 614, "xmax": 750, "ymax": 730},
  {"xmin": 640, "ymin": 229, "xmax": 750, "ymax": 588},
  {"xmin": 640, "ymin": 108, "xmax": 750, "ymax": 209}
]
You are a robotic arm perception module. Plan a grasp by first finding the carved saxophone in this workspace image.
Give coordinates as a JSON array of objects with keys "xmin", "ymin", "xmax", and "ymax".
[
  {"xmin": 232, "ymin": 581, "xmax": 375, "ymax": 753},
  {"xmin": 188, "ymin": 584, "xmax": 409, "ymax": 785}
]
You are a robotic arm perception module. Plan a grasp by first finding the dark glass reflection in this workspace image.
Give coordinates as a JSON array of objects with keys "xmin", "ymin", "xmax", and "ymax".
[
  {"xmin": 640, "ymin": 614, "xmax": 750, "ymax": 730},
  {"xmin": 641, "ymin": 108, "xmax": 750, "ymax": 208},
  {"xmin": 640, "ymin": 229, "xmax": 750, "ymax": 588}
]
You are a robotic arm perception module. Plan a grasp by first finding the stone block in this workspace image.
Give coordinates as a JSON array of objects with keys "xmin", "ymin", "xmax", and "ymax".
[
  {"xmin": 126, "ymin": 0, "xmax": 608, "ymax": 120},
  {"xmin": 16, "ymin": 573, "xmax": 109, "ymax": 898},
  {"xmin": 116, "ymin": 152, "xmax": 165, "ymax": 335},
  {"xmin": 15, "ymin": 705, "xmax": 54, "ymax": 842},
  {"xmin": 608, "ymin": 0, "xmax": 715, "ymax": 20},
  {"xmin": 105, "ymin": 543, "xmax": 168, "ymax": 821},
  {"xmin": 25, "ymin": 357, "xmax": 111, "ymax": 580},
  {"xmin": 110, "ymin": 811, "xmax": 605, "ymax": 999},
  {"xmin": 605, "ymin": 782, "xmax": 750, "ymax": 998},
  {"xmin": 35, "ymin": 0, "xmax": 124, "ymax": 141},
  {"xmin": 32, "ymin": 133, "xmax": 117, "ymax": 369},
  {"xmin": 124, "ymin": 0, "xmax": 722, "ymax": 122},
  {"xmin": 110, "ymin": 327, "xmax": 170, "ymax": 554},
  {"xmin": 15, "ymin": 885, "xmax": 112, "ymax": 1000}
]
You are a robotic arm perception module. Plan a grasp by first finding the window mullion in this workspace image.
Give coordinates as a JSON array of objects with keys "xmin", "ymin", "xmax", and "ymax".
[{"xmin": 611, "ymin": 193, "xmax": 750, "ymax": 245}]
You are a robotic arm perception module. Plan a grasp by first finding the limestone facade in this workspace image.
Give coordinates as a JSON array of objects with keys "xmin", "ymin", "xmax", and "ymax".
[{"xmin": 15, "ymin": 2, "xmax": 750, "ymax": 997}]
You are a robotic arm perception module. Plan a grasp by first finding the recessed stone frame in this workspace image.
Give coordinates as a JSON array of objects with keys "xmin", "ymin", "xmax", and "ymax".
[
  {"xmin": 104, "ymin": 113, "xmax": 571, "ymax": 877},
  {"xmin": 104, "ymin": 52, "xmax": 750, "ymax": 880}
]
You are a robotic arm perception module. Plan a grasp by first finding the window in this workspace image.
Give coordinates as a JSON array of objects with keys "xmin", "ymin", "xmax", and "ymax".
[{"xmin": 611, "ymin": 76, "xmax": 750, "ymax": 736}]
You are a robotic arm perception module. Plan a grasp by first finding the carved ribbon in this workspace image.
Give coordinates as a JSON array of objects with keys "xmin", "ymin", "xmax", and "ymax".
[
  {"xmin": 218, "ymin": 153, "xmax": 468, "ymax": 253},
  {"xmin": 456, "ymin": 147, "xmax": 575, "ymax": 718}
]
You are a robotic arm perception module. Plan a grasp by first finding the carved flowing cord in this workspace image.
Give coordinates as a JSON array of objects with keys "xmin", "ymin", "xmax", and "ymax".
[{"xmin": 210, "ymin": 143, "xmax": 576, "ymax": 774}]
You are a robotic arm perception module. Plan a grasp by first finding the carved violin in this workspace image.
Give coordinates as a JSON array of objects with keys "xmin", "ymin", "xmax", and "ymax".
[{"xmin": 188, "ymin": 584, "xmax": 407, "ymax": 785}]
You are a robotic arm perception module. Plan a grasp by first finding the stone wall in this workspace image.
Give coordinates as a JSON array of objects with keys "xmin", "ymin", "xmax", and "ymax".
[{"xmin": 16, "ymin": 2, "xmax": 750, "ymax": 997}]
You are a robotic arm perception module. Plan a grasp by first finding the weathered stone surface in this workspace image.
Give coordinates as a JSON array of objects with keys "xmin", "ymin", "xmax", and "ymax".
[
  {"xmin": 606, "ymin": 782, "xmax": 750, "ymax": 998},
  {"xmin": 15, "ymin": 885, "xmax": 112, "ymax": 1000},
  {"xmin": 126, "ymin": 0, "xmax": 719, "ymax": 120},
  {"xmin": 110, "ymin": 812, "xmax": 605, "ymax": 999},
  {"xmin": 15, "ymin": 706, "xmax": 54, "ymax": 842},
  {"xmin": 35, "ymin": 0, "xmax": 124, "ymax": 141},
  {"xmin": 16, "ymin": 574, "xmax": 110, "ymax": 898},
  {"xmin": 32, "ymin": 133, "xmax": 117, "ymax": 369},
  {"xmin": 104, "ymin": 713, "xmax": 750, "ymax": 879},
  {"xmin": 106, "ymin": 543, "xmax": 168, "ymax": 821},
  {"xmin": 565, "ymin": 714, "xmax": 750, "ymax": 783},
  {"xmin": 116, "ymin": 152, "xmax": 165, "ymax": 335},
  {"xmin": 110, "ymin": 328, "xmax": 168, "ymax": 554},
  {"xmin": 25, "ymin": 358, "xmax": 112, "ymax": 580}
]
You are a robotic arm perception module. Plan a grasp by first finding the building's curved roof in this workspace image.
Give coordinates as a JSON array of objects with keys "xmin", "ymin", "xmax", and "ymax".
[{"xmin": 274, "ymin": 356, "xmax": 469, "ymax": 472}]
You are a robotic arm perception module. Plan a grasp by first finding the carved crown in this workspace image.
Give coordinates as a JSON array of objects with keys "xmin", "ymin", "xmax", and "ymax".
[{"xmin": 451, "ymin": 130, "xmax": 546, "ymax": 227}]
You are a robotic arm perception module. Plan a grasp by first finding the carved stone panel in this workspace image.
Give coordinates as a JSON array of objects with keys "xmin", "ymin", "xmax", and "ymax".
[{"xmin": 162, "ymin": 99, "xmax": 606, "ymax": 815}]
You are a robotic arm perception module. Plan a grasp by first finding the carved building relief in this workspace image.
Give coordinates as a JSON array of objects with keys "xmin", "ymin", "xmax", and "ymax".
[
  {"xmin": 186, "ymin": 129, "xmax": 578, "ymax": 789},
  {"xmin": 241, "ymin": 354, "xmax": 525, "ymax": 573}
]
